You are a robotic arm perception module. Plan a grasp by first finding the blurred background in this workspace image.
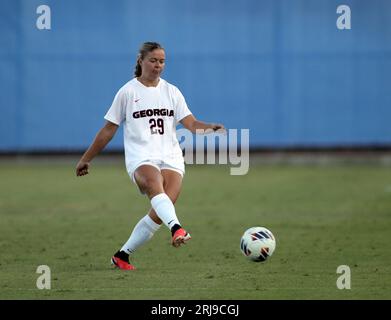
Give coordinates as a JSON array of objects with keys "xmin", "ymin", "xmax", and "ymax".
[{"xmin": 1, "ymin": 0, "xmax": 390, "ymax": 156}]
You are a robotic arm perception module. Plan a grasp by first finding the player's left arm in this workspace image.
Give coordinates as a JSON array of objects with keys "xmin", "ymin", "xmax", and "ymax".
[{"xmin": 180, "ymin": 114, "xmax": 225, "ymax": 134}]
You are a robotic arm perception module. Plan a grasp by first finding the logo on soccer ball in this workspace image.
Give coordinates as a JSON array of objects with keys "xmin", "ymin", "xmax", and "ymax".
[{"xmin": 240, "ymin": 227, "xmax": 276, "ymax": 262}]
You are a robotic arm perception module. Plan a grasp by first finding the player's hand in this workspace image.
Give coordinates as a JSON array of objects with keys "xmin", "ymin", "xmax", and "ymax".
[
  {"xmin": 211, "ymin": 123, "xmax": 226, "ymax": 134},
  {"xmin": 76, "ymin": 161, "xmax": 90, "ymax": 176}
]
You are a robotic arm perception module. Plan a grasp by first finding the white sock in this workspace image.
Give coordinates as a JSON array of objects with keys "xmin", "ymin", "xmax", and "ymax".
[
  {"xmin": 150, "ymin": 193, "xmax": 180, "ymax": 230},
  {"xmin": 120, "ymin": 214, "xmax": 161, "ymax": 255}
]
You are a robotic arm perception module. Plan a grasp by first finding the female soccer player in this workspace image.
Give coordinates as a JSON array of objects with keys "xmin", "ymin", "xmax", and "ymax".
[{"xmin": 76, "ymin": 42, "xmax": 225, "ymax": 270}]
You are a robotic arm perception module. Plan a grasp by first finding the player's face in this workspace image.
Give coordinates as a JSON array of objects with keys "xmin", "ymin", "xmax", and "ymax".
[{"xmin": 140, "ymin": 49, "xmax": 165, "ymax": 79}]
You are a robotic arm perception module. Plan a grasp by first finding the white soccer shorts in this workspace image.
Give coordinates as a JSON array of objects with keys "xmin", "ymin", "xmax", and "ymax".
[{"xmin": 128, "ymin": 158, "xmax": 185, "ymax": 185}]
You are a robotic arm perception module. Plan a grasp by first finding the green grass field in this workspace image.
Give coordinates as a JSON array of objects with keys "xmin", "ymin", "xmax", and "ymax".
[{"xmin": 0, "ymin": 162, "xmax": 390, "ymax": 299}]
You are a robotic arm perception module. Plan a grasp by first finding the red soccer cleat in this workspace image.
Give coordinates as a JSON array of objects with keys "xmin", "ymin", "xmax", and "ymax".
[
  {"xmin": 111, "ymin": 256, "xmax": 136, "ymax": 270},
  {"xmin": 171, "ymin": 228, "xmax": 191, "ymax": 248}
]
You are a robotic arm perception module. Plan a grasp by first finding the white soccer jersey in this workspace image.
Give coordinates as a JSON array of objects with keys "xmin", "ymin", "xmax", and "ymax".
[{"xmin": 104, "ymin": 78, "xmax": 192, "ymax": 174}]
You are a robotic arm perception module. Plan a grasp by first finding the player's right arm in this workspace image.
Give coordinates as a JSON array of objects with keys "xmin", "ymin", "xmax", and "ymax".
[{"xmin": 76, "ymin": 121, "xmax": 119, "ymax": 176}]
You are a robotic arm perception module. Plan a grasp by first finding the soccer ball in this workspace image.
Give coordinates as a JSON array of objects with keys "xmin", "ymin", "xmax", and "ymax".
[{"xmin": 240, "ymin": 227, "xmax": 276, "ymax": 262}]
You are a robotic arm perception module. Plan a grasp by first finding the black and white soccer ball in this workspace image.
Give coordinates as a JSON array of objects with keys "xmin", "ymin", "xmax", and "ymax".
[{"xmin": 240, "ymin": 227, "xmax": 276, "ymax": 262}]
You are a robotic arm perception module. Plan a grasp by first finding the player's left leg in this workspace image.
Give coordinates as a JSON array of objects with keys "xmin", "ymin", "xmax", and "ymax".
[
  {"xmin": 119, "ymin": 169, "xmax": 183, "ymax": 256},
  {"xmin": 147, "ymin": 168, "xmax": 183, "ymax": 224},
  {"xmin": 156, "ymin": 169, "xmax": 191, "ymax": 247},
  {"xmin": 112, "ymin": 169, "xmax": 188, "ymax": 269}
]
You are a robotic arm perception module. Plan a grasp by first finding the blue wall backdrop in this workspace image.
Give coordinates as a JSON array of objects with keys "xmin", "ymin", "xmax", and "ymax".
[{"xmin": 1, "ymin": 0, "xmax": 391, "ymax": 151}]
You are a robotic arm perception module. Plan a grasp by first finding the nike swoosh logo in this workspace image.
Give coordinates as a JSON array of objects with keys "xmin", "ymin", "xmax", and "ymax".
[
  {"xmin": 134, "ymin": 98, "xmax": 140, "ymax": 103},
  {"xmin": 168, "ymin": 220, "xmax": 174, "ymax": 225}
]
